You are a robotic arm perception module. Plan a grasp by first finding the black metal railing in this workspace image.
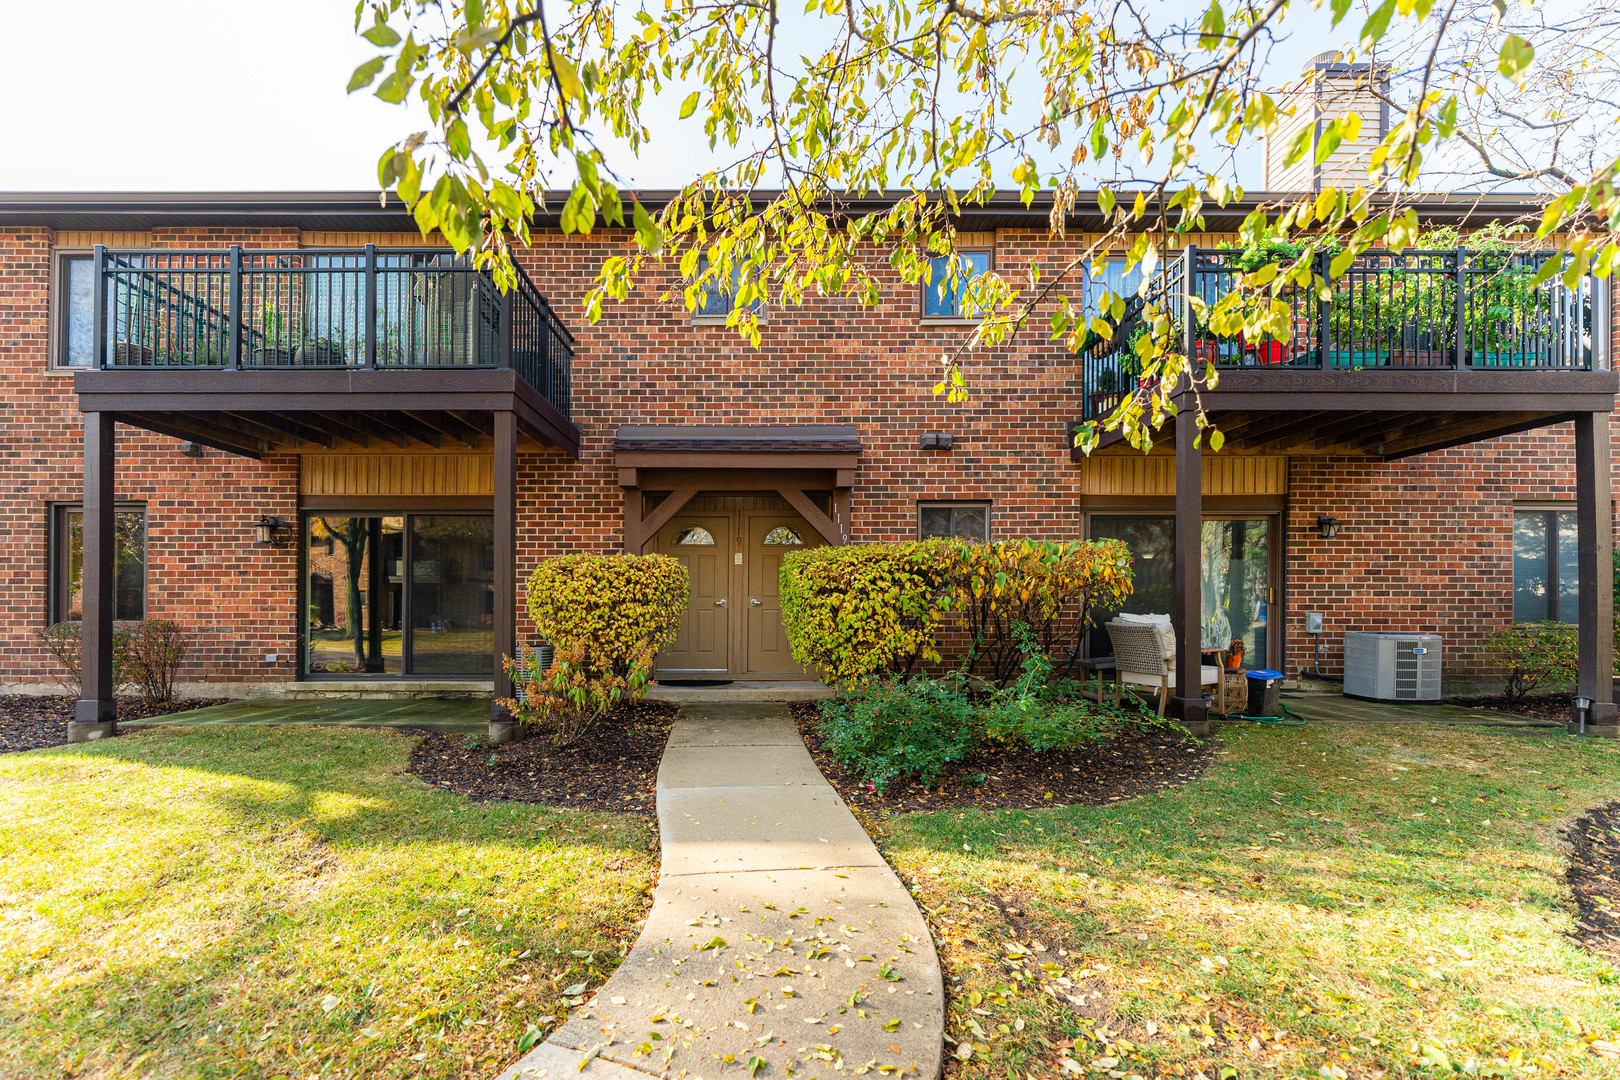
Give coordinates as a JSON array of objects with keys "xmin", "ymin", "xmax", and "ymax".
[
  {"xmin": 92, "ymin": 244, "xmax": 575, "ymax": 419},
  {"xmin": 1081, "ymin": 245, "xmax": 1607, "ymax": 420}
]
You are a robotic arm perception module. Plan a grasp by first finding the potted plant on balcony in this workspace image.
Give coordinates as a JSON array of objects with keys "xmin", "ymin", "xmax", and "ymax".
[
  {"xmin": 251, "ymin": 307, "xmax": 294, "ymax": 367},
  {"xmin": 295, "ymin": 335, "xmax": 348, "ymax": 367}
]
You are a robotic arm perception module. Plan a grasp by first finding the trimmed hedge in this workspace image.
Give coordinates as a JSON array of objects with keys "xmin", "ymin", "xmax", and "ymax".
[
  {"xmin": 780, "ymin": 542, "xmax": 952, "ymax": 683},
  {"xmin": 780, "ymin": 538, "xmax": 1136, "ymax": 686},
  {"xmin": 503, "ymin": 553, "xmax": 689, "ymax": 744}
]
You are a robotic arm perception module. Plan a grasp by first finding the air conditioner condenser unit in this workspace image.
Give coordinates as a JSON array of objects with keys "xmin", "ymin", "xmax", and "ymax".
[{"xmin": 1342, "ymin": 631, "xmax": 1442, "ymax": 702}]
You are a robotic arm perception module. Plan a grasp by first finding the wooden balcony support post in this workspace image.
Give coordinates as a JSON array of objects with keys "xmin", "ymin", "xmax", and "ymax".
[
  {"xmin": 1573, "ymin": 411, "xmax": 1618, "ymax": 734},
  {"xmin": 71, "ymin": 412, "xmax": 118, "ymax": 742},
  {"xmin": 490, "ymin": 409, "xmax": 520, "ymax": 741},
  {"xmin": 1170, "ymin": 405, "xmax": 1209, "ymax": 735}
]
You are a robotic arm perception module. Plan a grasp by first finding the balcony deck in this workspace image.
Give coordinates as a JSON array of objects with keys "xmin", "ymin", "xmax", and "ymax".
[
  {"xmin": 73, "ymin": 245, "xmax": 580, "ymax": 457},
  {"xmin": 1078, "ymin": 245, "xmax": 1615, "ymax": 458}
]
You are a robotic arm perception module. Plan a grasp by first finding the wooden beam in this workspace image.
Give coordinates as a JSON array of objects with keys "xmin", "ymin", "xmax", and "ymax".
[
  {"xmin": 492, "ymin": 411, "xmax": 517, "ymax": 727},
  {"xmin": 121, "ymin": 413, "xmax": 264, "ymax": 460},
  {"xmin": 625, "ymin": 488, "xmax": 699, "ymax": 553},
  {"xmin": 1575, "ymin": 411, "xmax": 1618, "ymax": 731},
  {"xmin": 628, "ymin": 468, "xmax": 841, "ymax": 493},
  {"xmin": 73, "ymin": 412, "xmax": 118, "ymax": 739},
  {"xmin": 402, "ymin": 410, "xmax": 480, "ymax": 449},
  {"xmin": 779, "ymin": 487, "xmax": 844, "ymax": 546},
  {"xmin": 235, "ymin": 412, "xmax": 337, "ymax": 449},
  {"xmin": 268, "ymin": 411, "xmax": 373, "ymax": 448},
  {"xmin": 1170, "ymin": 406, "xmax": 1207, "ymax": 735},
  {"xmin": 1381, "ymin": 413, "xmax": 1570, "ymax": 459}
]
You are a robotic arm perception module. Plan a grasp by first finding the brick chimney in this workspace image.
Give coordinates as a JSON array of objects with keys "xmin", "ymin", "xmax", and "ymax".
[{"xmin": 1264, "ymin": 52, "xmax": 1391, "ymax": 193}]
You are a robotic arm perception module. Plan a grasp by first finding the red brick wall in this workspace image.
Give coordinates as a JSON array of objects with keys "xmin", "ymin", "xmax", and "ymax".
[
  {"xmin": 0, "ymin": 227, "xmax": 301, "ymax": 691},
  {"xmin": 0, "ymin": 222, "xmax": 1612, "ymax": 692},
  {"xmin": 1283, "ymin": 425, "xmax": 1616, "ymax": 688}
]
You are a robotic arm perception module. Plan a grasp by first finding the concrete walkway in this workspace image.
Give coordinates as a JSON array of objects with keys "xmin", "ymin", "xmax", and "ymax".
[{"xmin": 497, "ymin": 702, "xmax": 945, "ymax": 1080}]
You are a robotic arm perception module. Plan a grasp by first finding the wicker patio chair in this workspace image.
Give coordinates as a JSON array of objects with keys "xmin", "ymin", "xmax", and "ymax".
[{"xmin": 1104, "ymin": 620, "xmax": 1225, "ymax": 717}]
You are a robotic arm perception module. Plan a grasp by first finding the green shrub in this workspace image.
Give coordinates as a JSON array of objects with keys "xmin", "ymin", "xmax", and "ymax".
[
  {"xmin": 780, "ymin": 542, "xmax": 953, "ymax": 683},
  {"xmin": 35, "ymin": 622, "xmax": 132, "ymax": 697},
  {"xmin": 938, "ymin": 538, "xmax": 1134, "ymax": 687},
  {"xmin": 980, "ymin": 636, "xmax": 1155, "ymax": 751},
  {"xmin": 125, "ymin": 620, "xmax": 190, "ymax": 706},
  {"xmin": 502, "ymin": 553, "xmax": 689, "ymax": 744},
  {"xmin": 1486, "ymin": 621, "xmax": 1578, "ymax": 702},
  {"xmin": 815, "ymin": 675, "xmax": 980, "ymax": 791}
]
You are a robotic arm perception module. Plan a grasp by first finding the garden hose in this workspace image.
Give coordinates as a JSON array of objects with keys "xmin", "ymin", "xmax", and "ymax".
[{"xmin": 1219, "ymin": 700, "xmax": 1307, "ymax": 727}]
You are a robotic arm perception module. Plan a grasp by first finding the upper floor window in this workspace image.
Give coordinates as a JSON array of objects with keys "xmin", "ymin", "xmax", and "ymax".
[
  {"xmin": 922, "ymin": 250, "xmax": 992, "ymax": 319},
  {"xmin": 693, "ymin": 259, "xmax": 763, "ymax": 320},
  {"xmin": 54, "ymin": 251, "xmax": 95, "ymax": 368},
  {"xmin": 51, "ymin": 503, "xmax": 148, "ymax": 622},
  {"xmin": 918, "ymin": 501, "xmax": 991, "ymax": 541},
  {"xmin": 1513, "ymin": 507, "xmax": 1578, "ymax": 623}
]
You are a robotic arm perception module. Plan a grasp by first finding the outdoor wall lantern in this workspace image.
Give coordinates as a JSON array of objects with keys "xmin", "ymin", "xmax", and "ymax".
[
  {"xmin": 178, "ymin": 441, "xmax": 205, "ymax": 458},
  {"xmin": 254, "ymin": 515, "xmax": 290, "ymax": 547},
  {"xmin": 1316, "ymin": 514, "xmax": 1343, "ymax": 539},
  {"xmin": 918, "ymin": 431, "xmax": 955, "ymax": 451}
]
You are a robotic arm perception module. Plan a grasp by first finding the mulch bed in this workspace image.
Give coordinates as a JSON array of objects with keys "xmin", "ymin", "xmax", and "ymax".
[
  {"xmin": 0, "ymin": 695, "xmax": 231, "ymax": 753},
  {"xmin": 790, "ymin": 701, "xmax": 1213, "ymax": 813},
  {"xmin": 1447, "ymin": 692, "xmax": 1572, "ymax": 723},
  {"xmin": 407, "ymin": 700, "xmax": 677, "ymax": 815},
  {"xmin": 1564, "ymin": 800, "xmax": 1620, "ymax": 959}
]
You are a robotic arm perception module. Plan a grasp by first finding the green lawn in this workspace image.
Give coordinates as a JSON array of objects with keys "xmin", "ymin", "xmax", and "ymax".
[
  {"xmin": 0, "ymin": 725, "xmax": 655, "ymax": 1079},
  {"xmin": 876, "ymin": 723, "xmax": 1620, "ymax": 1079}
]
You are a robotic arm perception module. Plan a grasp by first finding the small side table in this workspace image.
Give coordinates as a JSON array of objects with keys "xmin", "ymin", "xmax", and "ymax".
[{"xmin": 1073, "ymin": 656, "xmax": 1117, "ymax": 704}]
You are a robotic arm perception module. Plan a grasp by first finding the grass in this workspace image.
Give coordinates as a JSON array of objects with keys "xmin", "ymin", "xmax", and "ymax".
[
  {"xmin": 873, "ymin": 722, "xmax": 1620, "ymax": 1079},
  {"xmin": 0, "ymin": 725, "xmax": 656, "ymax": 1079}
]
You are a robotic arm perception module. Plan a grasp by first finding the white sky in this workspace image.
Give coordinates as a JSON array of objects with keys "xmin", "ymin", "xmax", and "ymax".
[{"xmin": 1, "ymin": 0, "xmax": 1342, "ymax": 194}]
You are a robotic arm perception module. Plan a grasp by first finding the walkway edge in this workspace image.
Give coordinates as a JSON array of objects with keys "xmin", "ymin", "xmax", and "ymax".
[{"xmin": 495, "ymin": 702, "xmax": 945, "ymax": 1080}]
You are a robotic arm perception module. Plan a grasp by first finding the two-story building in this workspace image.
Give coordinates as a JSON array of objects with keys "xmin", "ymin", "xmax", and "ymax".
[{"xmin": 0, "ymin": 186, "xmax": 1613, "ymax": 742}]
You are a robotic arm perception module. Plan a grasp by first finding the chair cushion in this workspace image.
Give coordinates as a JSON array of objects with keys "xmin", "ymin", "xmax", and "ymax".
[
  {"xmin": 1114, "ymin": 613, "xmax": 1176, "ymax": 660},
  {"xmin": 1119, "ymin": 665, "xmax": 1222, "ymax": 689}
]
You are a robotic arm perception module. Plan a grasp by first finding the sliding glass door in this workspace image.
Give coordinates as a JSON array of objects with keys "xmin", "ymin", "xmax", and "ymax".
[
  {"xmin": 303, "ymin": 513, "xmax": 493, "ymax": 678},
  {"xmin": 1088, "ymin": 514, "xmax": 1277, "ymax": 670}
]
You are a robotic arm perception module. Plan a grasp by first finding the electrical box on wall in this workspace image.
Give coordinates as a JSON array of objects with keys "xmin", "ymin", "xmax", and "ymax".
[{"xmin": 1306, "ymin": 612, "xmax": 1324, "ymax": 634}]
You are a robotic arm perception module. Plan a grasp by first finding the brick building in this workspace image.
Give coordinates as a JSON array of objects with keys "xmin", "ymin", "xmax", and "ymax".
[{"xmin": 0, "ymin": 189, "xmax": 1613, "ymax": 741}]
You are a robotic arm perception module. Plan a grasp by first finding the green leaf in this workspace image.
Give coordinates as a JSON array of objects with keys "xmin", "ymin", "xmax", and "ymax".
[
  {"xmin": 1359, "ymin": 0, "xmax": 1395, "ymax": 49},
  {"xmin": 517, "ymin": 1024, "xmax": 543, "ymax": 1053},
  {"xmin": 347, "ymin": 57, "xmax": 385, "ymax": 94},
  {"xmin": 375, "ymin": 71, "xmax": 412, "ymax": 104},
  {"xmin": 446, "ymin": 117, "xmax": 471, "ymax": 158},
  {"xmin": 1209, "ymin": 428, "xmax": 1225, "ymax": 453},
  {"xmin": 1283, "ymin": 124, "xmax": 1314, "ymax": 168},
  {"xmin": 632, "ymin": 200, "xmax": 664, "ymax": 255},
  {"xmin": 1497, "ymin": 34, "xmax": 1535, "ymax": 83},
  {"xmin": 679, "ymin": 91, "xmax": 701, "ymax": 119},
  {"xmin": 746, "ymin": 1056, "xmax": 767, "ymax": 1078},
  {"xmin": 551, "ymin": 53, "xmax": 585, "ymax": 103},
  {"xmin": 362, "ymin": 21, "xmax": 401, "ymax": 47}
]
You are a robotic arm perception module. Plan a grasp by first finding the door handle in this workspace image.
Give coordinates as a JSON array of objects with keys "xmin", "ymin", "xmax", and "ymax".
[
  {"xmin": 750, "ymin": 598, "xmax": 762, "ymax": 606},
  {"xmin": 715, "ymin": 599, "xmax": 727, "ymax": 607}
]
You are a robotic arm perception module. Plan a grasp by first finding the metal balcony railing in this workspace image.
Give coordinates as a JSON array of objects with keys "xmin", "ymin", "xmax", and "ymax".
[
  {"xmin": 1081, "ymin": 245, "xmax": 1608, "ymax": 421},
  {"xmin": 91, "ymin": 244, "xmax": 574, "ymax": 419}
]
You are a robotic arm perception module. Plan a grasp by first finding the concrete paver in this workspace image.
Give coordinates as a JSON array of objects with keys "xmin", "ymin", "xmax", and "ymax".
[{"xmin": 497, "ymin": 702, "xmax": 944, "ymax": 1080}]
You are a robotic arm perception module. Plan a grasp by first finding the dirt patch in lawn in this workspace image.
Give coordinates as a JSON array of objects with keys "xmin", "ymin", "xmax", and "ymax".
[
  {"xmin": 0, "ymin": 695, "xmax": 231, "ymax": 753},
  {"xmin": 791, "ymin": 702, "xmax": 1212, "ymax": 813},
  {"xmin": 408, "ymin": 700, "xmax": 677, "ymax": 815},
  {"xmin": 1447, "ymin": 692, "xmax": 1571, "ymax": 723},
  {"xmin": 1564, "ymin": 799, "xmax": 1620, "ymax": 960}
]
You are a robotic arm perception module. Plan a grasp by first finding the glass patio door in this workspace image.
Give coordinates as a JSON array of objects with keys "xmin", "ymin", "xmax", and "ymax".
[
  {"xmin": 1087, "ymin": 515, "xmax": 1275, "ymax": 670},
  {"xmin": 303, "ymin": 513, "xmax": 493, "ymax": 677}
]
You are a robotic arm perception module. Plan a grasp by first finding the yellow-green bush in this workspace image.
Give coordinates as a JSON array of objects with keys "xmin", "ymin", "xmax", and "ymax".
[
  {"xmin": 501, "ymin": 553, "xmax": 688, "ymax": 743},
  {"xmin": 780, "ymin": 542, "xmax": 953, "ymax": 684},
  {"xmin": 940, "ymin": 538, "xmax": 1134, "ymax": 686}
]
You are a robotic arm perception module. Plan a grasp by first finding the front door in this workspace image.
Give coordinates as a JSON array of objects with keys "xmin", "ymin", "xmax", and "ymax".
[
  {"xmin": 746, "ymin": 514, "xmax": 821, "ymax": 675},
  {"xmin": 655, "ymin": 514, "xmax": 732, "ymax": 675}
]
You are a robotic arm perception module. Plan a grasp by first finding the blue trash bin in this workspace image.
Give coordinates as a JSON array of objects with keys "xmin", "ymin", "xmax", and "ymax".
[{"xmin": 1244, "ymin": 669, "xmax": 1284, "ymax": 718}]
